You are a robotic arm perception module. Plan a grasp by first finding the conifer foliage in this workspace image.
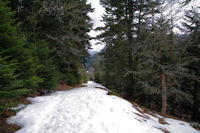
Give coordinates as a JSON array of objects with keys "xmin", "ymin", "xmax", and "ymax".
[
  {"xmin": 0, "ymin": 1, "xmax": 37, "ymax": 98},
  {"xmin": 181, "ymin": 7, "xmax": 200, "ymax": 121},
  {"xmin": 0, "ymin": 0, "xmax": 91, "ymax": 105},
  {"xmin": 94, "ymin": 0, "xmax": 200, "ymax": 122}
]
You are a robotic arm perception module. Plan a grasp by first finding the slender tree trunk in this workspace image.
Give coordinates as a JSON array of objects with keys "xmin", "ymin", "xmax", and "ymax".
[
  {"xmin": 161, "ymin": 73, "xmax": 167, "ymax": 115},
  {"xmin": 125, "ymin": 0, "xmax": 135, "ymax": 99},
  {"xmin": 192, "ymin": 70, "xmax": 198, "ymax": 120},
  {"xmin": 192, "ymin": 80, "xmax": 197, "ymax": 120},
  {"xmin": 127, "ymin": 53, "xmax": 135, "ymax": 99}
]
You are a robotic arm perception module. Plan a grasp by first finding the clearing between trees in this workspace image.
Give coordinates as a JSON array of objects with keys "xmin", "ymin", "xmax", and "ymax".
[{"xmin": 7, "ymin": 81, "xmax": 199, "ymax": 133}]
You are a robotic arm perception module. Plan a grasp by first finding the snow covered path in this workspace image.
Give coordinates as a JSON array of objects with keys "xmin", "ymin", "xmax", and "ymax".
[{"xmin": 7, "ymin": 81, "xmax": 199, "ymax": 133}]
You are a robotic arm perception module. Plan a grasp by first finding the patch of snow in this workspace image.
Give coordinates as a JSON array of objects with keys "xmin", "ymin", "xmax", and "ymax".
[
  {"xmin": 163, "ymin": 118, "xmax": 198, "ymax": 133},
  {"xmin": 7, "ymin": 81, "xmax": 200, "ymax": 133},
  {"xmin": 8, "ymin": 104, "xmax": 26, "ymax": 111}
]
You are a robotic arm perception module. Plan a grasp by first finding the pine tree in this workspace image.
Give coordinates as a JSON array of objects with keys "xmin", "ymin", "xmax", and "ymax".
[
  {"xmin": 98, "ymin": 0, "xmax": 162, "ymax": 99},
  {"xmin": 0, "ymin": 56, "xmax": 24, "ymax": 98},
  {"xmin": 98, "ymin": 0, "xmax": 194, "ymax": 117},
  {"xmin": 182, "ymin": 7, "xmax": 200, "ymax": 121},
  {"xmin": 12, "ymin": 2, "xmax": 59, "ymax": 91},
  {"xmin": 0, "ymin": 1, "xmax": 42, "ymax": 98},
  {"xmin": 34, "ymin": 40, "xmax": 59, "ymax": 91},
  {"xmin": 36, "ymin": 0, "xmax": 92, "ymax": 85}
]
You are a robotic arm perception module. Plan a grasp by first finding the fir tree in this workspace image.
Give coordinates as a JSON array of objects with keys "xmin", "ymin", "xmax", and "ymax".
[
  {"xmin": 0, "ymin": 1, "xmax": 41, "ymax": 98},
  {"xmin": 182, "ymin": 7, "xmax": 200, "ymax": 121}
]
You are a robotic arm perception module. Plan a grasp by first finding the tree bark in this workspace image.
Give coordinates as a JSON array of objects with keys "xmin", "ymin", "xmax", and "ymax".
[
  {"xmin": 161, "ymin": 73, "xmax": 167, "ymax": 115},
  {"xmin": 192, "ymin": 70, "xmax": 198, "ymax": 121},
  {"xmin": 125, "ymin": 0, "xmax": 135, "ymax": 99}
]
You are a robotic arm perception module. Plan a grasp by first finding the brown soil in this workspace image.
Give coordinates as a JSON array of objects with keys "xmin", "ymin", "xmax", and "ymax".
[
  {"xmin": 134, "ymin": 112, "xmax": 150, "ymax": 119},
  {"xmin": 159, "ymin": 118, "xmax": 169, "ymax": 125},
  {"xmin": 55, "ymin": 84, "xmax": 85, "ymax": 91},
  {"xmin": 107, "ymin": 91, "xmax": 112, "ymax": 95},
  {"xmin": 0, "ymin": 98, "xmax": 31, "ymax": 133},
  {"xmin": 153, "ymin": 126, "xmax": 170, "ymax": 133},
  {"xmin": 55, "ymin": 84, "xmax": 74, "ymax": 91},
  {"xmin": 19, "ymin": 98, "xmax": 31, "ymax": 105},
  {"xmin": 0, "ymin": 109, "xmax": 20, "ymax": 133},
  {"xmin": 95, "ymin": 86, "xmax": 107, "ymax": 90}
]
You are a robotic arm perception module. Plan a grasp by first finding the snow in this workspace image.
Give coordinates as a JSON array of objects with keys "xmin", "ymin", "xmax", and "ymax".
[
  {"xmin": 7, "ymin": 81, "xmax": 200, "ymax": 133},
  {"xmin": 8, "ymin": 104, "xmax": 25, "ymax": 111}
]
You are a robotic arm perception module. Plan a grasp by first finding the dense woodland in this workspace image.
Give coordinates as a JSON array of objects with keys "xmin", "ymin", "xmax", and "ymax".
[
  {"xmin": 92, "ymin": 0, "xmax": 200, "ymax": 122},
  {"xmin": 0, "ymin": 0, "xmax": 199, "ymax": 125},
  {"xmin": 0, "ymin": 0, "xmax": 91, "ymax": 107}
]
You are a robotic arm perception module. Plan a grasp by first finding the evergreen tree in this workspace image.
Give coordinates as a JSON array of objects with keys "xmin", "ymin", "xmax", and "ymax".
[
  {"xmin": 36, "ymin": 0, "xmax": 92, "ymax": 85},
  {"xmin": 8, "ymin": 0, "xmax": 92, "ymax": 87},
  {"xmin": 182, "ymin": 7, "xmax": 200, "ymax": 121},
  {"xmin": 98, "ymin": 0, "xmax": 161, "ymax": 99},
  {"xmin": 0, "ymin": 1, "xmax": 41, "ymax": 98},
  {"xmin": 0, "ymin": 0, "xmax": 92, "ymax": 106},
  {"xmin": 34, "ymin": 40, "xmax": 59, "ymax": 91},
  {"xmin": 97, "ymin": 0, "xmax": 196, "ymax": 119},
  {"xmin": 0, "ymin": 56, "xmax": 23, "ymax": 98}
]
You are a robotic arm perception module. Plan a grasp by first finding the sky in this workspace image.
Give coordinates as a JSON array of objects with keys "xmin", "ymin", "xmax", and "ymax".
[
  {"xmin": 87, "ymin": 0, "xmax": 200, "ymax": 53},
  {"xmin": 87, "ymin": 0, "xmax": 105, "ymax": 53}
]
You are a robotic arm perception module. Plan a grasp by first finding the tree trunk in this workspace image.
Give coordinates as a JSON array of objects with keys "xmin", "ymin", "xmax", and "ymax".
[
  {"xmin": 127, "ymin": 53, "xmax": 135, "ymax": 99},
  {"xmin": 161, "ymin": 73, "xmax": 167, "ymax": 115},
  {"xmin": 192, "ymin": 70, "xmax": 198, "ymax": 121},
  {"xmin": 125, "ymin": 0, "xmax": 135, "ymax": 99}
]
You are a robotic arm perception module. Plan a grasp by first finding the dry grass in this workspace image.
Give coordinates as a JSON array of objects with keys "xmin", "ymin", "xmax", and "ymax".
[{"xmin": 55, "ymin": 84, "xmax": 86, "ymax": 91}]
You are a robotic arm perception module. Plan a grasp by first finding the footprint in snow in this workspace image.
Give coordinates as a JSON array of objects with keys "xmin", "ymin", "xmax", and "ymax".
[
  {"xmin": 110, "ymin": 108, "xmax": 114, "ymax": 112},
  {"xmin": 98, "ymin": 100, "xmax": 103, "ymax": 105}
]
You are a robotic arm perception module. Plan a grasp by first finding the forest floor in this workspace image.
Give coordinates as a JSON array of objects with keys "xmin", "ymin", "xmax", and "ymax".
[{"xmin": 5, "ymin": 81, "xmax": 200, "ymax": 133}]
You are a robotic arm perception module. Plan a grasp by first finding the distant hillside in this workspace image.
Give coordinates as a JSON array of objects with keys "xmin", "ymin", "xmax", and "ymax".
[{"xmin": 86, "ymin": 52, "xmax": 98, "ymax": 70}]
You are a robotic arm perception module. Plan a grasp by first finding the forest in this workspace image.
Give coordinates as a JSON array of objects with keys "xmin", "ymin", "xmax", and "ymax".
[
  {"xmin": 0, "ymin": 0, "xmax": 91, "ymax": 108},
  {"xmin": 0, "ymin": 0, "xmax": 200, "ymax": 131},
  {"xmin": 92, "ymin": 0, "xmax": 200, "ymax": 122}
]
